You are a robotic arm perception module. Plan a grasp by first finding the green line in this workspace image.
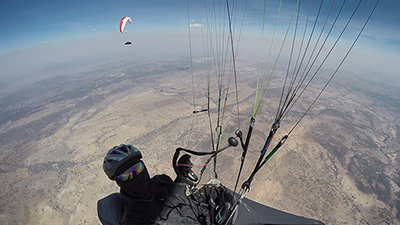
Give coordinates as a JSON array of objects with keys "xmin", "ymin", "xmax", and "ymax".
[
  {"xmin": 253, "ymin": 0, "xmax": 267, "ymax": 118},
  {"xmin": 254, "ymin": 0, "xmax": 300, "ymax": 117},
  {"xmin": 269, "ymin": 0, "xmax": 299, "ymax": 92},
  {"xmin": 254, "ymin": 0, "xmax": 282, "ymax": 118}
]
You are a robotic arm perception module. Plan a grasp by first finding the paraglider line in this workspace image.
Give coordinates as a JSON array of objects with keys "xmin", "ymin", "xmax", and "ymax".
[
  {"xmin": 282, "ymin": 0, "xmax": 345, "ymax": 121},
  {"xmin": 177, "ymin": 156, "xmax": 215, "ymax": 168},
  {"xmin": 287, "ymin": 0, "xmax": 380, "ymax": 136},
  {"xmin": 187, "ymin": 0, "xmax": 196, "ymax": 147}
]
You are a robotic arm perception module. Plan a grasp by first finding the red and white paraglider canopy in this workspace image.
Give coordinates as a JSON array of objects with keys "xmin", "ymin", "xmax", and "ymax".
[{"xmin": 119, "ymin": 17, "xmax": 132, "ymax": 33}]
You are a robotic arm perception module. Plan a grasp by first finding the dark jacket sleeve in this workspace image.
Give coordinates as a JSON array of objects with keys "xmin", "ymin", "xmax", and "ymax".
[
  {"xmin": 120, "ymin": 174, "xmax": 175, "ymax": 225},
  {"xmin": 156, "ymin": 183, "xmax": 210, "ymax": 225}
]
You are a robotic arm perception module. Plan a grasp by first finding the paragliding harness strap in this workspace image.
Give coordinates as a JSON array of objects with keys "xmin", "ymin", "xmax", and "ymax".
[
  {"xmin": 191, "ymin": 184, "xmax": 234, "ymax": 225},
  {"xmin": 173, "ymin": 138, "xmax": 238, "ymax": 187},
  {"xmin": 173, "ymin": 147, "xmax": 226, "ymax": 187}
]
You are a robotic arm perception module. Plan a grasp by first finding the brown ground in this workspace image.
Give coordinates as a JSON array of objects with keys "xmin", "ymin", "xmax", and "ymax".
[{"xmin": 0, "ymin": 57, "xmax": 398, "ymax": 224}]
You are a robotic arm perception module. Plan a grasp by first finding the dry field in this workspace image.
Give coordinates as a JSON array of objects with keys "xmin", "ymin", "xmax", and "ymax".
[{"xmin": 0, "ymin": 58, "xmax": 398, "ymax": 224}]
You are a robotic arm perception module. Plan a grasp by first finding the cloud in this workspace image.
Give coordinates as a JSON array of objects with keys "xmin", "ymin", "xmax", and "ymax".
[{"xmin": 189, "ymin": 23, "xmax": 204, "ymax": 28}]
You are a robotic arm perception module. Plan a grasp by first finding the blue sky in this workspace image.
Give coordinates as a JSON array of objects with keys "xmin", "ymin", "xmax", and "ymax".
[
  {"xmin": 0, "ymin": 0, "xmax": 190, "ymax": 53},
  {"xmin": 0, "ymin": 0, "xmax": 399, "ymax": 84},
  {"xmin": 1, "ymin": 0, "xmax": 398, "ymax": 54}
]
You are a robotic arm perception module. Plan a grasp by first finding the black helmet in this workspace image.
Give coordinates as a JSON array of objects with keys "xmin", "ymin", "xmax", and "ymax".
[{"xmin": 103, "ymin": 144, "xmax": 142, "ymax": 180}]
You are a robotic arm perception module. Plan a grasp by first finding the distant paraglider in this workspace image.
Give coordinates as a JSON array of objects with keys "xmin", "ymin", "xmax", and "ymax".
[
  {"xmin": 119, "ymin": 17, "xmax": 131, "ymax": 33},
  {"xmin": 120, "ymin": 17, "xmax": 132, "ymax": 46}
]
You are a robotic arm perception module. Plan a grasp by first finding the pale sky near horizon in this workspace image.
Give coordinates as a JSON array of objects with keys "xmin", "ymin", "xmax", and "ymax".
[{"xmin": 0, "ymin": 0, "xmax": 399, "ymax": 85}]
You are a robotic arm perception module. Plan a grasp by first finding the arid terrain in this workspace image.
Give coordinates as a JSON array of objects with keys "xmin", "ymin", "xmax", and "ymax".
[{"xmin": 0, "ymin": 56, "xmax": 399, "ymax": 224}]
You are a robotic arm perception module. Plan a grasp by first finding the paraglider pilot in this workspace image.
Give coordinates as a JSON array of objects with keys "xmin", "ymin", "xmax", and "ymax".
[
  {"xmin": 98, "ymin": 144, "xmax": 235, "ymax": 225},
  {"xmin": 98, "ymin": 144, "xmax": 173, "ymax": 225}
]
